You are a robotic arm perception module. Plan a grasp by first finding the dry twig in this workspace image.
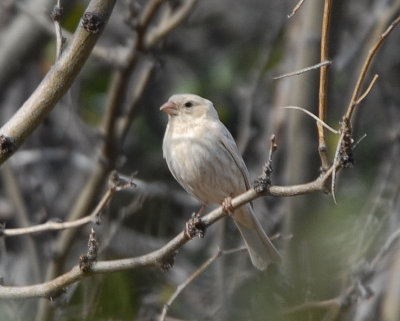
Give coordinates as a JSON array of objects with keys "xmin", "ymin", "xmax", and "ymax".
[
  {"xmin": 0, "ymin": 171, "xmax": 133, "ymax": 237},
  {"xmin": 317, "ymin": 0, "xmax": 332, "ymax": 171},
  {"xmin": 288, "ymin": 0, "xmax": 306, "ymax": 18},
  {"xmin": 273, "ymin": 61, "xmax": 331, "ymax": 80}
]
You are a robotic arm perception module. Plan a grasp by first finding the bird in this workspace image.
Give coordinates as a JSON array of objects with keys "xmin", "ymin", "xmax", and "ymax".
[{"xmin": 160, "ymin": 93, "xmax": 281, "ymax": 270}]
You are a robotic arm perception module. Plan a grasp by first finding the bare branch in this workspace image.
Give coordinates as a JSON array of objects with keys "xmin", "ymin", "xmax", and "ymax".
[
  {"xmin": 0, "ymin": 171, "xmax": 133, "ymax": 237},
  {"xmin": 273, "ymin": 60, "xmax": 331, "ymax": 80},
  {"xmin": 145, "ymin": 0, "xmax": 198, "ymax": 47},
  {"xmin": 288, "ymin": 0, "xmax": 306, "ymax": 19},
  {"xmin": 354, "ymin": 74, "xmax": 379, "ymax": 105},
  {"xmin": 282, "ymin": 106, "xmax": 339, "ymax": 134},
  {"xmin": 345, "ymin": 15, "xmax": 400, "ymax": 120},
  {"xmin": 317, "ymin": 0, "xmax": 332, "ymax": 171},
  {"xmin": 51, "ymin": 0, "xmax": 65, "ymax": 60},
  {"xmin": 159, "ymin": 249, "xmax": 222, "ymax": 321}
]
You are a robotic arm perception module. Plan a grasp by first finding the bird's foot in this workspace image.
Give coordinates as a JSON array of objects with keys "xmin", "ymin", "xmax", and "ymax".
[
  {"xmin": 185, "ymin": 212, "xmax": 206, "ymax": 239},
  {"xmin": 222, "ymin": 196, "xmax": 234, "ymax": 216}
]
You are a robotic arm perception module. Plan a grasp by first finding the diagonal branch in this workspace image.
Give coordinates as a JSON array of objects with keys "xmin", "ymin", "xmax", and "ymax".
[
  {"xmin": 345, "ymin": 15, "xmax": 400, "ymax": 120},
  {"xmin": 0, "ymin": 0, "xmax": 116, "ymax": 165}
]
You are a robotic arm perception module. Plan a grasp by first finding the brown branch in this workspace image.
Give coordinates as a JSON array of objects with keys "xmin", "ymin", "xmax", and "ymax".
[
  {"xmin": 330, "ymin": 16, "xmax": 400, "ymax": 202},
  {"xmin": 345, "ymin": 15, "xmax": 400, "ymax": 120},
  {"xmin": 354, "ymin": 73, "xmax": 379, "ymax": 105},
  {"xmin": 318, "ymin": 0, "xmax": 332, "ymax": 171},
  {"xmin": 0, "ymin": 0, "xmax": 116, "ymax": 164}
]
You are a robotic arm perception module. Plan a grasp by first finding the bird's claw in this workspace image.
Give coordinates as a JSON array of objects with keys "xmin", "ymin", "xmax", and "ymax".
[
  {"xmin": 185, "ymin": 212, "xmax": 206, "ymax": 239},
  {"xmin": 222, "ymin": 196, "xmax": 234, "ymax": 216}
]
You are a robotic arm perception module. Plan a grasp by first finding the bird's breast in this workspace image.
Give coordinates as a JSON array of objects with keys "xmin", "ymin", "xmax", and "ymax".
[{"xmin": 163, "ymin": 127, "xmax": 246, "ymax": 204}]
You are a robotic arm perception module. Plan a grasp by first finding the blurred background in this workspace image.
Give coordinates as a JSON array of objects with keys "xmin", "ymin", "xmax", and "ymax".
[{"xmin": 0, "ymin": 0, "xmax": 400, "ymax": 320}]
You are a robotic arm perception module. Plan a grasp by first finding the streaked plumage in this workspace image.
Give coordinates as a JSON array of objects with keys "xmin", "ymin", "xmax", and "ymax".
[{"xmin": 161, "ymin": 94, "xmax": 281, "ymax": 270}]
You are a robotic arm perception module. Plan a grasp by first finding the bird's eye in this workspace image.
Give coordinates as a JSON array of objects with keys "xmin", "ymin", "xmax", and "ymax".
[{"xmin": 184, "ymin": 101, "xmax": 193, "ymax": 108}]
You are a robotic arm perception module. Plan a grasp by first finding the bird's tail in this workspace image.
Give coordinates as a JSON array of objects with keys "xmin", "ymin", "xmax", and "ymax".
[{"xmin": 234, "ymin": 204, "xmax": 281, "ymax": 270}]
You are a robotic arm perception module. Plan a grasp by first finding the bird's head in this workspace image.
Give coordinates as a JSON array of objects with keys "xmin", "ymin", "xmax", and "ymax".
[{"xmin": 160, "ymin": 94, "xmax": 218, "ymax": 121}]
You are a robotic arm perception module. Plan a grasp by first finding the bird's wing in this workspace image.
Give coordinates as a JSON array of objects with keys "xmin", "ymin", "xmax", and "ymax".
[{"xmin": 215, "ymin": 121, "xmax": 251, "ymax": 191}]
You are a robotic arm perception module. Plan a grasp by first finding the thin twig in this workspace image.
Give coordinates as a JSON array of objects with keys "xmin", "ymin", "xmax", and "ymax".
[
  {"xmin": 159, "ymin": 249, "xmax": 222, "ymax": 321},
  {"xmin": 284, "ymin": 298, "xmax": 340, "ymax": 314},
  {"xmin": 282, "ymin": 106, "xmax": 339, "ymax": 134},
  {"xmin": 0, "ymin": 172, "xmax": 133, "ymax": 237},
  {"xmin": 318, "ymin": 0, "xmax": 332, "ymax": 171},
  {"xmin": 354, "ymin": 74, "xmax": 379, "ymax": 105},
  {"xmin": 331, "ymin": 134, "xmax": 343, "ymax": 204},
  {"xmin": 145, "ymin": 0, "xmax": 198, "ymax": 47},
  {"xmin": 51, "ymin": 0, "xmax": 64, "ymax": 60},
  {"xmin": 1, "ymin": 164, "xmax": 41, "ymax": 283},
  {"xmin": 331, "ymin": 16, "xmax": 400, "ymax": 202},
  {"xmin": 288, "ymin": 0, "xmax": 306, "ymax": 18},
  {"xmin": 1, "ymin": 190, "xmax": 112, "ymax": 237},
  {"xmin": 273, "ymin": 60, "xmax": 331, "ymax": 80},
  {"xmin": 345, "ymin": 15, "xmax": 400, "ymax": 119}
]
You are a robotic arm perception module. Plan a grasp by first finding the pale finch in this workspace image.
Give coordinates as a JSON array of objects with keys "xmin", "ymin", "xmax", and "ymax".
[{"xmin": 160, "ymin": 94, "xmax": 281, "ymax": 270}]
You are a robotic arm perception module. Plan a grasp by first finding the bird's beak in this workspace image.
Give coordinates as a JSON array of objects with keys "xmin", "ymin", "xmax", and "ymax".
[{"xmin": 160, "ymin": 101, "xmax": 178, "ymax": 115}]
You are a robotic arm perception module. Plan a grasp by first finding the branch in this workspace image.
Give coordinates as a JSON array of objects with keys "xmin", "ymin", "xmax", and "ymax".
[
  {"xmin": 0, "ymin": 171, "xmax": 133, "ymax": 237},
  {"xmin": 273, "ymin": 60, "xmax": 331, "ymax": 80},
  {"xmin": 330, "ymin": 16, "xmax": 400, "ymax": 202},
  {"xmin": 345, "ymin": 15, "xmax": 400, "ymax": 120},
  {"xmin": 282, "ymin": 106, "xmax": 339, "ymax": 134},
  {"xmin": 0, "ymin": 164, "xmax": 335, "ymax": 300},
  {"xmin": 0, "ymin": 0, "xmax": 116, "ymax": 165},
  {"xmin": 317, "ymin": 0, "xmax": 332, "ymax": 171},
  {"xmin": 144, "ymin": 0, "xmax": 198, "ymax": 47},
  {"xmin": 50, "ymin": 0, "xmax": 65, "ymax": 61},
  {"xmin": 288, "ymin": 0, "xmax": 306, "ymax": 19},
  {"xmin": 159, "ymin": 249, "xmax": 222, "ymax": 321}
]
